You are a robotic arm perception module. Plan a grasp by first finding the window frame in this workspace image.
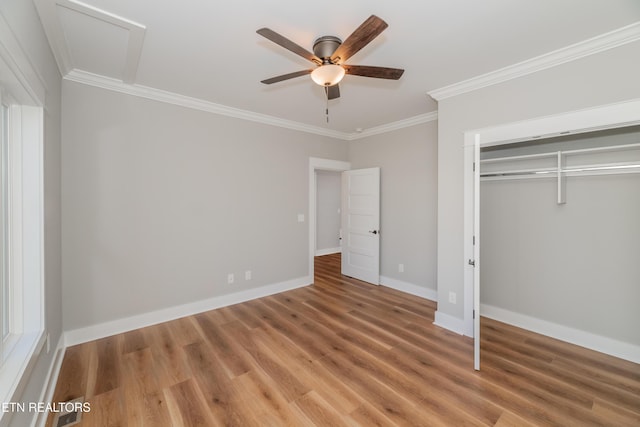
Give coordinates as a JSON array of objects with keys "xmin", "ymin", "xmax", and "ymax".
[
  {"xmin": 0, "ymin": 70, "xmax": 45, "ymax": 416},
  {"xmin": 1, "ymin": 97, "xmax": 8, "ymax": 348}
]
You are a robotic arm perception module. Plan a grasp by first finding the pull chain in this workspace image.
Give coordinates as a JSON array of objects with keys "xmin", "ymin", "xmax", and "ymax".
[{"xmin": 324, "ymin": 85, "xmax": 329, "ymax": 123}]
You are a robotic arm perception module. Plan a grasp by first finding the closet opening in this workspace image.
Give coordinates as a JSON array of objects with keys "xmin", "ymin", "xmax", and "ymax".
[
  {"xmin": 464, "ymin": 99, "xmax": 640, "ymax": 370},
  {"xmin": 480, "ymin": 125, "xmax": 640, "ymax": 355}
]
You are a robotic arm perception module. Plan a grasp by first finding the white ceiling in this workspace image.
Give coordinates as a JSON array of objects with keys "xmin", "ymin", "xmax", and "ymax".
[{"xmin": 35, "ymin": 0, "xmax": 640, "ymax": 135}]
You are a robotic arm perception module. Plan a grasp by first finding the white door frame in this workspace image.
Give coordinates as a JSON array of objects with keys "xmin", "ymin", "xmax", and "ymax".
[
  {"xmin": 309, "ymin": 157, "xmax": 351, "ymax": 280},
  {"xmin": 463, "ymin": 98, "xmax": 640, "ymax": 370}
]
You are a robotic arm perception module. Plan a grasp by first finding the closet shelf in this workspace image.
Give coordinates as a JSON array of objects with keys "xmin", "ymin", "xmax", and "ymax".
[
  {"xmin": 479, "ymin": 142, "xmax": 640, "ymax": 204},
  {"xmin": 481, "ymin": 162, "xmax": 640, "ymax": 179}
]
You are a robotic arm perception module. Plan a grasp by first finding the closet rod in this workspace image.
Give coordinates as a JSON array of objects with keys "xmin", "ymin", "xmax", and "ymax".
[
  {"xmin": 481, "ymin": 151, "xmax": 557, "ymax": 164},
  {"xmin": 561, "ymin": 142, "xmax": 640, "ymax": 155},
  {"xmin": 481, "ymin": 163, "xmax": 640, "ymax": 178},
  {"xmin": 564, "ymin": 162, "xmax": 640, "ymax": 173},
  {"xmin": 481, "ymin": 168, "xmax": 555, "ymax": 178}
]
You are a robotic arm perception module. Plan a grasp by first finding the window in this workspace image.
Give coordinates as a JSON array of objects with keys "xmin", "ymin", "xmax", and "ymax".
[
  {"xmin": 0, "ymin": 93, "xmax": 45, "ymax": 410},
  {"xmin": 0, "ymin": 97, "xmax": 21, "ymax": 364},
  {"xmin": 0, "ymin": 13, "xmax": 47, "ymax": 422}
]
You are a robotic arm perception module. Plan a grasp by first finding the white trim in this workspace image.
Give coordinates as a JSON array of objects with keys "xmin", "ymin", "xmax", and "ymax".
[
  {"xmin": 33, "ymin": 335, "xmax": 65, "ymax": 427},
  {"xmin": 0, "ymin": 104, "xmax": 45, "ymax": 424},
  {"xmin": 66, "ymin": 69, "xmax": 350, "ymax": 139},
  {"xmin": 0, "ymin": 15, "xmax": 47, "ymax": 421},
  {"xmin": 348, "ymin": 112, "xmax": 438, "ymax": 140},
  {"xmin": 309, "ymin": 157, "xmax": 352, "ymax": 171},
  {"xmin": 472, "ymin": 135, "xmax": 480, "ymax": 370},
  {"xmin": 433, "ymin": 310, "xmax": 466, "ymax": 335},
  {"xmin": 428, "ymin": 22, "xmax": 640, "ymax": 101},
  {"xmin": 63, "ymin": 70, "xmax": 437, "ymax": 141},
  {"xmin": 315, "ymin": 247, "xmax": 341, "ymax": 257},
  {"xmin": 0, "ymin": 332, "xmax": 45, "ymax": 427},
  {"xmin": 34, "ymin": 0, "xmax": 146, "ymax": 83},
  {"xmin": 21, "ymin": 106, "xmax": 45, "ymax": 335},
  {"xmin": 64, "ymin": 276, "xmax": 311, "ymax": 347},
  {"xmin": 481, "ymin": 304, "xmax": 640, "ymax": 364},
  {"xmin": 308, "ymin": 158, "xmax": 351, "ymax": 281},
  {"xmin": 463, "ymin": 140, "xmax": 475, "ymax": 340},
  {"xmin": 464, "ymin": 99, "xmax": 640, "ymax": 148},
  {"xmin": 0, "ymin": 13, "xmax": 46, "ymax": 105},
  {"xmin": 379, "ymin": 276, "xmax": 437, "ymax": 301},
  {"xmin": 58, "ymin": 0, "xmax": 146, "ymax": 84}
]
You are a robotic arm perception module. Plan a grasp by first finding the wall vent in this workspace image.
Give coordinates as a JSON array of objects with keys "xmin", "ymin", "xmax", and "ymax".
[{"xmin": 52, "ymin": 397, "xmax": 85, "ymax": 427}]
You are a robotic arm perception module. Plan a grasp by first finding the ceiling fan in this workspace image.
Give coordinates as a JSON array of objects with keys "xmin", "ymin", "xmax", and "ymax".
[{"xmin": 257, "ymin": 15, "xmax": 404, "ymax": 100}]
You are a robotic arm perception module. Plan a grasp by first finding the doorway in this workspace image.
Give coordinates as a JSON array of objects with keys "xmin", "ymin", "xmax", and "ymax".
[
  {"xmin": 308, "ymin": 157, "xmax": 350, "ymax": 282},
  {"xmin": 315, "ymin": 170, "xmax": 342, "ymax": 257}
]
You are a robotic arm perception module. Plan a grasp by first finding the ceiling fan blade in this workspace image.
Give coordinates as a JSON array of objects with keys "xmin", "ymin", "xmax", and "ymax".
[
  {"xmin": 261, "ymin": 69, "xmax": 313, "ymax": 85},
  {"xmin": 257, "ymin": 28, "xmax": 321, "ymax": 64},
  {"xmin": 327, "ymin": 84, "xmax": 340, "ymax": 100},
  {"xmin": 343, "ymin": 65, "xmax": 404, "ymax": 80},
  {"xmin": 331, "ymin": 15, "xmax": 388, "ymax": 64}
]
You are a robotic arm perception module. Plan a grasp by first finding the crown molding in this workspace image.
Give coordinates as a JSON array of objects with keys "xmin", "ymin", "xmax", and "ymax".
[
  {"xmin": 348, "ymin": 111, "xmax": 438, "ymax": 140},
  {"xmin": 0, "ymin": 12, "xmax": 47, "ymax": 105},
  {"xmin": 65, "ymin": 69, "xmax": 434, "ymax": 140},
  {"xmin": 65, "ymin": 69, "xmax": 352, "ymax": 139},
  {"xmin": 428, "ymin": 21, "xmax": 640, "ymax": 101}
]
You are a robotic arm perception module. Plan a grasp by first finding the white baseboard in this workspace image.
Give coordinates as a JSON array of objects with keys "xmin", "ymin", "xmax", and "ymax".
[
  {"xmin": 64, "ymin": 276, "xmax": 312, "ymax": 347},
  {"xmin": 315, "ymin": 247, "xmax": 341, "ymax": 256},
  {"xmin": 481, "ymin": 303, "xmax": 640, "ymax": 364},
  {"xmin": 33, "ymin": 335, "xmax": 66, "ymax": 427},
  {"xmin": 379, "ymin": 276, "xmax": 437, "ymax": 302},
  {"xmin": 433, "ymin": 310, "xmax": 466, "ymax": 335}
]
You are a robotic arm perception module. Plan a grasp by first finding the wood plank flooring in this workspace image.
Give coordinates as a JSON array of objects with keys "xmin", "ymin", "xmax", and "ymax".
[{"xmin": 47, "ymin": 253, "xmax": 640, "ymax": 426}]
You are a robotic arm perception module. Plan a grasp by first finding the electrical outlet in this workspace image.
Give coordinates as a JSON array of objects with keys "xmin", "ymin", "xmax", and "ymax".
[
  {"xmin": 245, "ymin": 270, "xmax": 252, "ymax": 280},
  {"xmin": 227, "ymin": 273, "xmax": 234, "ymax": 284},
  {"xmin": 398, "ymin": 263, "xmax": 404, "ymax": 273},
  {"xmin": 297, "ymin": 214, "xmax": 305, "ymax": 222},
  {"xmin": 448, "ymin": 292, "xmax": 457, "ymax": 304}
]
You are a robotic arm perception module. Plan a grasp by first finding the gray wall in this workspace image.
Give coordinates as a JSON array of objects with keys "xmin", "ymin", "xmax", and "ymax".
[
  {"xmin": 481, "ymin": 127, "xmax": 640, "ymax": 345},
  {"xmin": 61, "ymin": 81, "xmax": 348, "ymax": 331},
  {"xmin": 315, "ymin": 170, "xmax": 341, "ymax": 253},
  {"xmin": 349, "ymin": 121, "xmax": 438, "ymax": 291},
  {"xmin": 481, "ymin": 172, "xmax": 640, "ymax": 345},
  {"xmin": 0, "ymin": 1, "xmax": 62, "ymax": 427},
  {"xmin": 437, "ymin": 41, "xmax": 640, "ymax": 324}
]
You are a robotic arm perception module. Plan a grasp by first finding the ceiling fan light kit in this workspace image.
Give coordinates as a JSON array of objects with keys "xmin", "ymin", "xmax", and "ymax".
[
  {"xmin": 310, "ymin": 64, "xmax": 345, "ymax": 86},
  {"xmin": 257, "ymin": 14, "xmax": 404, "ymax": 103}
]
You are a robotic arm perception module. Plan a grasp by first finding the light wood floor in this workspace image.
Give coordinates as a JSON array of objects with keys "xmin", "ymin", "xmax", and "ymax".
[{"xmin": 48, "ymin": 253, "xmax": 640, "ymax": 426}]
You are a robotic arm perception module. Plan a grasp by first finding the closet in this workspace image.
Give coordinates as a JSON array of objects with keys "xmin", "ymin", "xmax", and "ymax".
[{"xmin": 479, "ymin": 126, "xmax": 640, "ymax": 351}]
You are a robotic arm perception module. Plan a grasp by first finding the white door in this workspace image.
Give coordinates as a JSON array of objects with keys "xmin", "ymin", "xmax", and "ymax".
[
  {"xmin": 473, "ymin": 137, "xmax": 481, "ymax": 370},
  {"xmin": 341, "ymin": 168, "xmax": 380, "ymax": 285}
]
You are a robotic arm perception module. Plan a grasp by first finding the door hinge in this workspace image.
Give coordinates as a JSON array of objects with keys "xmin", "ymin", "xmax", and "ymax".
[
  {"xmin": 473, "ymin": 309, "xmax": 476, "ymax": 319},
  {"xmin": 468, "ymin": 259, "xmax": 475, "ymax": 267},
  {"xmin": 473, "ymin": 235, "xmax": 475, "ymax": 245},
  {"xmin": 473, "ymin": 162, "xmax": 476, "ymax": 172}
]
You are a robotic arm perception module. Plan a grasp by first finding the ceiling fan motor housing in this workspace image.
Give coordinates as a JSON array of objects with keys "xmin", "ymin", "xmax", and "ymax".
[{"xmin": 313, "ymin": 36, "xmax": 342, "ymax": 62}]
